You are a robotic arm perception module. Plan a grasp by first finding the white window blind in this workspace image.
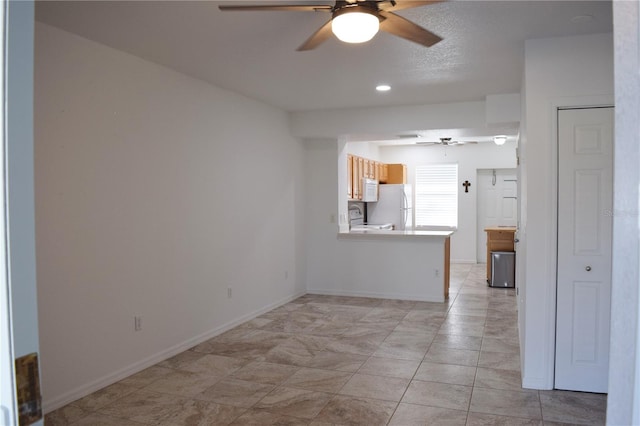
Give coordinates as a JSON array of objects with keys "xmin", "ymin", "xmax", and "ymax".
[{"xmin": 415, "ymin": 164, "xmax": 458, "ymax": 228}]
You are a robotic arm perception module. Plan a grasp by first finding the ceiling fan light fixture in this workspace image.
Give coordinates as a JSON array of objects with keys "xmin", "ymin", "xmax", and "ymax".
[
  {"xmin": 494, "ymin": 135, "xmax": 507, "ymax": 146},
  {"xmin": 331, "ymin": 9, "xmax": 380, "ymax": 44}
]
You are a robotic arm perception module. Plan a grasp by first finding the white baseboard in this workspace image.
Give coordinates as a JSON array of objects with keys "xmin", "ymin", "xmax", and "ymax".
[
  {"xmin": 451, "ymin": 259, "xmax": 478, "ymax": 264},
  {"xmin": 521, "ymin": 375, "xmax": 554, "ymax": 390},
  {"xmin": 307, "ymin": 288, "xmax": 444, "ymax": 303},
  {"xmin": 43, "ymin": 290, "xmax": 307, "ymax": 413}
]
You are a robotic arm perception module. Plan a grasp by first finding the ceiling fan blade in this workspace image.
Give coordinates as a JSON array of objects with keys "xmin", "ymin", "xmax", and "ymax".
[
  {"xmin": 297, "ymin": 19, "xmax": 334, "ymax": 51},
  {"xmin": 379, "ymin": 0, "xmax": 443, "ymax": 12},
  {"xmin": 219, "ymin": 4, "xmax": 332, "ymax": 12},
  {"xmin": 378, "ymin": 10, "xmax": 442, "ymax": 47}
]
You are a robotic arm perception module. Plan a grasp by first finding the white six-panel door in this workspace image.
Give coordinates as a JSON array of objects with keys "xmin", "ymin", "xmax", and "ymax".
[{"xmin": 555, "ymin": 107, "xmax": 613, "ymax": 393}]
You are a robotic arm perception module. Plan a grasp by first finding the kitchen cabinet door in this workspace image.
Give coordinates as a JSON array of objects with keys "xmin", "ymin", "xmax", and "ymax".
[
  {"xmin": 351, "ymin": 156, "xmax": 360, "ymax": 199},
  {"xmin": 357, "ymin": 157, "xmax": 364, "ymax": 199},
  {"xmin": 387, "ymin": 164, "xmax": 407, "ymax": 184},
  {"xmin": 347, "ymin": 155, "xmax": 353, "ymax": 199},
  {"xmin": 380, "ymin": 163, "xmax": 388, "ymax": 183}
]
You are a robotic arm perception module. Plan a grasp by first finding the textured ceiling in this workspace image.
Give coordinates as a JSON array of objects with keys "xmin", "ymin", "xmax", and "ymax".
[{"xmin": 35, "ymin": 1, "xmax": 612, "ymax": 113}]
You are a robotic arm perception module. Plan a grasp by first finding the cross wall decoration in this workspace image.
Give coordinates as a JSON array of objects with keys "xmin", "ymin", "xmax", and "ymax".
[{"xmin": 463, "ymin": 180, "xmax": 471, "ymax": 193}]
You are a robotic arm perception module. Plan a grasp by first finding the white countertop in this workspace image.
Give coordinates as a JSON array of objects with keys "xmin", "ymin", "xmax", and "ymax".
[{"xmin": 338, "ymin": 229, "xmax": 454, "ymax": 239}]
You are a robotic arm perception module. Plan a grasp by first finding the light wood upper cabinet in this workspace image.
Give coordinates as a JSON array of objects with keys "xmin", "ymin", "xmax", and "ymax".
[
  {"xmin": 352, "ymin": 156, "xmax": 360, "ymax": 200},
  {"xmin": 380, "ymin": 163, "xmax": 388, "ymax": 183},
  {"xmin": 357, "ymin": 157, "xmax": 364, "ymax": 200},
  {"xmin": 347, "ymin": 154, "xmax": 372, "ymax": 200},
  {"xmin": 347, "ymin": 155, "xmax": 353, "ymax": 199},
  {"xmin": 347, "ymin": 156, "xmax": 406, "ymax": 200},
  {"xmin": 387, "ymin": 164, "xmax": 407, "ymax": 184}
]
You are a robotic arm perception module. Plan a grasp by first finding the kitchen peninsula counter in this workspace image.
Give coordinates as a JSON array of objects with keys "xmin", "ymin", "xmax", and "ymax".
[{"xmin": 320, "ymin": 229, "xmax": 453, "ymax": 302}]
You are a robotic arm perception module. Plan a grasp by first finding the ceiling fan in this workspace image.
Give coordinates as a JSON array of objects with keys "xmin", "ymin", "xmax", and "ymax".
[
  {"xmin": 416, "ymin": 137, "xmax": 478, "ymax": 146},
  {"xmin": 218, "ymin": 0, "xmax": 443, "ymax": 51}
]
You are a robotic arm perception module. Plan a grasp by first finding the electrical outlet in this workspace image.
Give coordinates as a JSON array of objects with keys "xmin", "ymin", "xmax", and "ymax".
[
  {"xmin": 227, "ymin": 287, "xmax": 232, "ymax": 298},
  {"xmin": 435, "ymin": 269, "xmax": 440, "ymax": 277},
  {"xmin": 134, "ymin": 316, "xmax": 142, "ymax": 331},
  {"xmin": 329, "ymin": 214, "xmax": 336, "ymax": 224},
  {"xmin": 284, "ymin": 270, "xmax": 289, "ymax": 280}
]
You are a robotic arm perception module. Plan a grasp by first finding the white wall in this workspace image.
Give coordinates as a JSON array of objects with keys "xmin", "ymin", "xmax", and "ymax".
[
  {"xmin": 520, "ymin": 32, "xmax": 614, "ymax": 389},
  {"xmin": 347, "ymin": 141, "xmax": 381, "ymax": 161},
  {"xmin": 608, "ymin": 2, "xmax": 640, "ymax": 424},
  {"xmin": 34, "ymin": 23, "xmax": 306, "ymax": 410},
  {"xmin": 379, "ymin": 142, "xmax": 517, "ymax": 263},
  {"xmin": 291, "ymin": 101, "xmax": 487, "ymax": 139}
]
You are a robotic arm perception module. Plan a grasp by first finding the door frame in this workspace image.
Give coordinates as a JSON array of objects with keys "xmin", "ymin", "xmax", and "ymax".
[
  {"xmin": 2, "ymin": 2, "xmax": 40, "ymax": 424},
  {"xmin": 548, "ymin": 95, "xmax": 614, "ymax": 388},
  {"xmin": 0, "ymin": 1, "xmax": 15, "ymax": 422}
]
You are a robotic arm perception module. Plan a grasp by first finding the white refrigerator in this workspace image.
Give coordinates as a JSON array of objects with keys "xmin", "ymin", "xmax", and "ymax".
[{"xmin": 367, "ymin": 184, "xmax": 412, "ymax": 230}]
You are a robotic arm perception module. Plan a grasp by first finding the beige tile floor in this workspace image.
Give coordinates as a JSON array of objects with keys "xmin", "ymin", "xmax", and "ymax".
[{"xmin": 45, "ymin": 264, "xmax": 607, "ymax": 425}]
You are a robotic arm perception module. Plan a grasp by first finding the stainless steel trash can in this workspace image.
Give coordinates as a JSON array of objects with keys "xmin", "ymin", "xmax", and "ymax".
[{"xmin": 490, "ymin": 251, "xmax": 515, "ymax": 288}]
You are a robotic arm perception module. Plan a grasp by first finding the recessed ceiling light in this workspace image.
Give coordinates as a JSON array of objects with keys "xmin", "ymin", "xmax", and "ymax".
[
  {"xmin": 571, "ymin": 14, "xmax": 595, "ymax": 24},
  {"xmin": 376, "ymin": 84, "xmax": 391, "ymax": 92},
  {"xmin": 494, "ymin": 135, "xmax": 507, "ymax": 146}
]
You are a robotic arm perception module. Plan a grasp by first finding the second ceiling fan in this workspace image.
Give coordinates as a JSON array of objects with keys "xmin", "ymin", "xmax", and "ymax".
[
  {"xmin": 218, "ymin": 0, "xmax": 443, "ymax": 51},
  {"xmin": 416, "ymin": 137, "xmax": 478, "ymax": 146}
]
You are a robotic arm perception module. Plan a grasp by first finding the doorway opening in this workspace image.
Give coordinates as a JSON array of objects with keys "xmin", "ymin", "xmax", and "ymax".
[{"xmin": 476, "ymin": 168, "xmax": 518, "ymax": 264}]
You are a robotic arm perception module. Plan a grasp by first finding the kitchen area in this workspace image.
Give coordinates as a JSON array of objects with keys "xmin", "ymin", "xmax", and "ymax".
[
  {"xmin": 318, "ymin": 136, "xmax": 517, "ymax": 303},
  {"xmin": 296, "ymin": 97, "xmax": 519, "ymax": 304},
  {"xmin": 335, "ymin": 145, "xmax": 455, "ymax": 303}
]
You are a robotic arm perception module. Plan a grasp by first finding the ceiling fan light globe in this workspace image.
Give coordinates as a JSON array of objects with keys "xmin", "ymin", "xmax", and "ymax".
[{"xmin": 332, "ymin": 11, "xmax": 380, "ymax": 44}]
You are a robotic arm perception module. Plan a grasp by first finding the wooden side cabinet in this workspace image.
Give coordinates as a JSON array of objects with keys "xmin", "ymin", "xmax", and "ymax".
[{"xmin": 484, "ymin": 227, "xmax": 516, "ymax": 283}]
